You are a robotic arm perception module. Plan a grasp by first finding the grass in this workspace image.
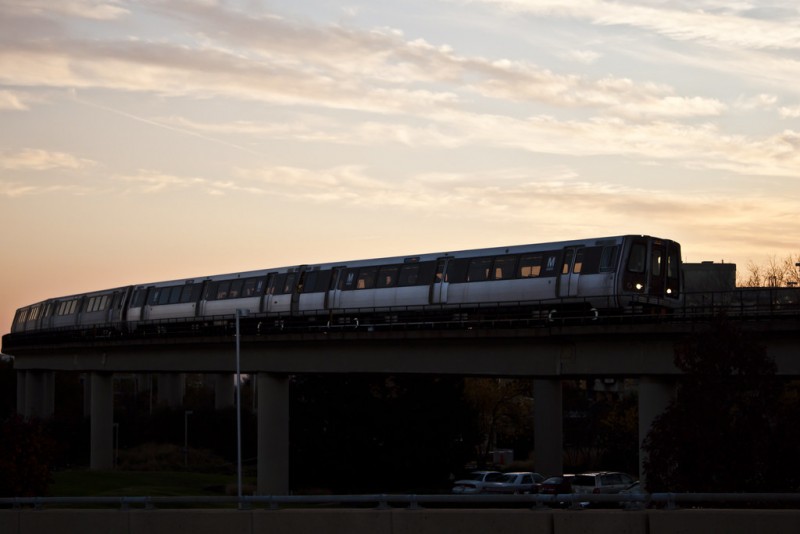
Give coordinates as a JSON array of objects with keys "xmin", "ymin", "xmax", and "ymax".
[{"xmin": 48, "ymin": 469, "xmax": 251, "ymax": 497}]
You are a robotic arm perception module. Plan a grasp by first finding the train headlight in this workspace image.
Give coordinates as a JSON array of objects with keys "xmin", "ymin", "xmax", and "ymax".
[
  {"xmin": 666, "ymin": 288, "xmax": 672, "ymax": 295},
  {"xmin": 635, "ymin": 283, "xmax": 644, "ymax": 291}
]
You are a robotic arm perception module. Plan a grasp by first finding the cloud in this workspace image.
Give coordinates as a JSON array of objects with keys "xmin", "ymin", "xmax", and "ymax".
[
  {"xmin": 0, "ymin": 148, "xmax": 96, "ymax": 170},
  {"xmin": 0, "ymin": 1, "xmax": 731, "ymax": 121},
  {"xmin": 0, "ymin": 90, "xmax": 30, "ymax": 110},
  {"xmin": 0, "ymin": 0, "xmax": 129, "ymax": 20},
  {"xmin": 470, "ymin": 0, "xmax": 800, "ymax": 51},
  {"xmin": 779, "ymin": 105, "xmax": 800, "ymax": 118}
]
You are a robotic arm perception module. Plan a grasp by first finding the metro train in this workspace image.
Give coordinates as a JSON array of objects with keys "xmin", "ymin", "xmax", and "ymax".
[{"xmin": 8, "ymin": 235, "xmax": 682, "ymax": 338}]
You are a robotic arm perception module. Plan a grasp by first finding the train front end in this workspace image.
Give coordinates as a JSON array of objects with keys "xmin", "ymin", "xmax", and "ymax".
[{"xmin": 618, "ymin": 235, "xmax": 682, "ymax": 311}]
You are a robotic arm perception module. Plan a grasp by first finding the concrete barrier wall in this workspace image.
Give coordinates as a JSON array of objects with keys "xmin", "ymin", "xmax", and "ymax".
[{"xmin": 2, "ymin": 508, "xmax": 800, "ymax": 534}]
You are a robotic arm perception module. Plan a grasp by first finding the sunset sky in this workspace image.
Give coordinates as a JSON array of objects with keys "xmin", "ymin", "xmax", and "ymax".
[{"xmin": 2, "ymin": 0, "xmax": 800, "ymax": 336}]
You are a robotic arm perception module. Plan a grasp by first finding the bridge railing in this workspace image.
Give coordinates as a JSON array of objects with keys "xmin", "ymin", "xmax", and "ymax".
[{"xmin": 2, "ymin": 492, "xmax": 800, "ymax": 510}]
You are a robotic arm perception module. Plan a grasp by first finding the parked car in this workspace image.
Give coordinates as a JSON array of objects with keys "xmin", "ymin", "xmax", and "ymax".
[
  {"xmin": 571, "ymin": 472, "xmax": 636, "ymax": 495},
  {"xmin": 539, "ymin": 475, "xmax": 574, "ymax": 495},
  {"xmin": 483, "ymin": 472, "xmax": 545, "ymax": 494},
  {"xmin": 539, "ymin": 474, "xmax": 575, "ymax": 507},
  {"xmin": 451, "ymin": 471, "xmax": 504, "ymax": 494}
]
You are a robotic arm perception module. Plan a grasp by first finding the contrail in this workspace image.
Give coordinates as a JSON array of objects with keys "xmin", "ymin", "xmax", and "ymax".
[{"xmin": 70, "ymin": 90, "xmax": 262, "ymax": 156}]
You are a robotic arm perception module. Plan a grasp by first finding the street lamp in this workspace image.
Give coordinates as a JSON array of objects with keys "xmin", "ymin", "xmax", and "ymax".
[{"xmin": 235, "ymin": 308, "xmax": 249, "ymax": 502}]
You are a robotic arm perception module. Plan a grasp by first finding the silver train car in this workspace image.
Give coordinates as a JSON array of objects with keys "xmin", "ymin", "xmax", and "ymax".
[{"xmin": 9, "ymin": 235, "xmax": 682, "ymax": 336}]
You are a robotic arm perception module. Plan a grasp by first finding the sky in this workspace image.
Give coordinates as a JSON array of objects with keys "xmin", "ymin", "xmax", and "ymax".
[{"xmin": 1, "ymin": 0, "xmax": 799, "ymax": 337}]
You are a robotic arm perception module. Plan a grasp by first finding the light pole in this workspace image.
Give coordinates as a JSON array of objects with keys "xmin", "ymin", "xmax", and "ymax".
[
  {"xmin": 235, "ymin": 308, "xmax": 249, "ymax": 502},
  {"xmin": 184, "ymin": 410, "xmax": 193, "ymax": 467}
]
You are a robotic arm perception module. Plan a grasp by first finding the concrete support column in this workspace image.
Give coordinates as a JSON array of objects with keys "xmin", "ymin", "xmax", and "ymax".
[
  {"xmin": 638, "ymin": 376, "xmax": 675, "ymax": 489},
  {"xmin": 82, "ymin": 373, "xmax": 92, "ymax": 418},
  {"xmin": 157, "ymin": 373, "xmax": 185, "ymax": 408},
  {"xmin": 214, "ymin": 373, "xmax": 235, "ymax": 410},
  {"xmin": 23, "ymin": 371, "xmax": 44, "ymax": 419},
  {"xmin": 257, "ymin": 373, "xmax": 289, "ymax": 495},
  {"xmin": 16, "ymin": 370, "xmax": 26, "ymax": 417},
  {"xmin": 90, "ymin": 372, "xmax": 114, "ymax": 470},
  {"xmin": 533, "ymin": 378, "xmax": 563, "ymax": 477},
  {"xmin": 42, "ymin": 371, "xmax": 55, "ymax": 418}
]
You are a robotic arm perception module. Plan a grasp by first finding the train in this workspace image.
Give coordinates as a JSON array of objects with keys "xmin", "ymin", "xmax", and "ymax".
[{"xmin": 7, "ymin": 235, "xmax": 682, "ymax": 338}]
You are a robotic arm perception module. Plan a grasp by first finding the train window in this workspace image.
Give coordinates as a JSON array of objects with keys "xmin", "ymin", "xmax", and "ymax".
[
  {"xmin": 377, "ymin": 266, "xmax": 399, "ymax": 288},
  {"xmin": 574, "ymin": 249, "xmax": 584, "ymax": 274},
  {"xmin": 311, "ymin": 270, "xmax": 332, "ymax": 292},
  {"xmin": 600, "ymin": 246, "xmax": 618, "ymax": 273},
  {"xmin": 542, "ymin": 253, "xmax": 560, "ymax": 276},
  {"xmin": 397, "ymin": 264, "xmax": 416, "ymax": 286},
  {"xmin": 216, "ymin": 281, "xmax": 231, "ymax": 300},
  {"xmin": 445, "ymin": 259, "xmax": 468, "ymax": 283},
  {"xmin": 268, "ymin": 274, "xmax": 286, "ymax": 295},
  {"xmin": 627, "ymin": 243, "xmax": 647, "ymax": 273},
  {"xmin": 57, "ymin": 299, "xmax": 78, "ymax": 315},
  {"xmin": 667, "ymin": 250, "xmax": 679, "ymax": 279},
  {"xmin": 157, "ymin": 287, "xmax": 172, "ymax": 305},
  {"xmin": 356, "ymin": 267, "xmax": 378, "ymax": 290},
  {"xmin": 467, "ymin": 257, "xmax": 492, "ymax": 282},
  {"xmin": 652, "ymin": 249, "xmax": 663, "ymax": 277},
  {"xmin": 87, "ymin": 295, "xmax": 110, "ymax": 312},
  {"xmin": 229, "ymin": 279, "xmax": 245, "ymax": 299},
  {"xmin": 493, "ymin": 256, "xmax": 518, "ymax": 280},
  {"xmin": 562, "ymin": 249, "xmax": 575, "ymax": 275},
  {"xmin": 205, "ymin": 282, "xmax": 218, "ymax": 300},
  {"xmin": 398, "ymin": 262, "xmax": 433, "ymax": 287},
  {"xmin": 166, "ymin": 286, "xmax": 181, "ymax": 304},
  {"xmin": 29, "ymin": 305, "xmax": 40, "ymax": 321},
  {"xmin": 519, "ymin": 255, "xmax": 542, "ymax": 278},
  {"xmin": 340, "ymin": 268, "xmax": 358, "ymax": 290},
  {"xmin": 300, "ymin": 271, "xmax": 316, "ymax": 293},
  {"xmin": 281, "ymin": 273, "xmax": 297, "ymax": 294},
  {"xmin": 180, "ymin": 284, "xmax": 200, "ymax": 303},
  {"xmin": 130, "ymin": 289, "xmax": 145, "ymax": 308},
  {"xmin": 17, "ymin": 309, "xmax": 28, "ymax": 324},
  {"xmin": 239, "ymin": 278, "xmax": 260, "ymax": 298}
]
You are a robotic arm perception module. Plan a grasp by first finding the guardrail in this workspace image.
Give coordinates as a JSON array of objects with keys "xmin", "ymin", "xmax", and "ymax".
[{"xmin": 3, "ymin": 492, "xmax": 800, "ymax": 510}]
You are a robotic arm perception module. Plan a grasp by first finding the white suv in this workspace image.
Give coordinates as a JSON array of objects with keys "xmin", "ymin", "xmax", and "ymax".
[{"xmin": 571, "ymin": 472, "xmax": 636, "ymax": 495}]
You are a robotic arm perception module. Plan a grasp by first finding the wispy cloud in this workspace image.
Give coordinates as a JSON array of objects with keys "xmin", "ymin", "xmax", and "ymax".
[
  {"xmin": 0, "ymin": 90, "xmax": 31, "ymax": 110},
  {"xmin": 0, "ymin": 148, "xmax": 96, "ymax": 170},
  {"xmin": 468, "ymin": 0, "xmax": 800, "ymax": 50}
]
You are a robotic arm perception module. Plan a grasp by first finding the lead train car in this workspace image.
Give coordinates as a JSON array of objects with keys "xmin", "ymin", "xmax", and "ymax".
[{"xmin": 9, "ymin": 235, "xmax": 682, "ymax": 336}]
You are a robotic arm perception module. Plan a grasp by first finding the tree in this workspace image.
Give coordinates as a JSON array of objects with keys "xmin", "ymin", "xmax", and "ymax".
[
  {"xmin": 643, "ymin": 319, "xmax": 783, "ymax": 492},
  {"xmin": 463, "ymin": 378, "xmax": 533, "ymax": 464},
  {"xmin": 0, "ymin": 416, "xmax": 58, "ymax": 497},
  {"xmin": 740, "ymin": 253, "xmax": 800, "ymax": 287}
]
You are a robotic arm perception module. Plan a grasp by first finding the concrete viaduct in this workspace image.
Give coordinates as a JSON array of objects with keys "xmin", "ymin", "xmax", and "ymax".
[{"xmin": 7, "ymin": 314, "xmax": 800, "ymax": 494}]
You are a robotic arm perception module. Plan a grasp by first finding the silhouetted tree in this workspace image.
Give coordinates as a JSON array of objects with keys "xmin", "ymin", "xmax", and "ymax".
[
  {"xmin": 0, "ymin": 416, "xmax": 58, "ymax": 496},
  {"xmin": 643, "ymin": 319, "xmax": 783, "ymax": 492},
  {"xmin": 463, "ymin": 378, "xmax": 533, "ymax": 464}
]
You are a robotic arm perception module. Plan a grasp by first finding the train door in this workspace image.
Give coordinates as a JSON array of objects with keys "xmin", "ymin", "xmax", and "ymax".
[
  {"xmin": 558, "ymin": 247, "xmax": 583, "ymax": 298},
  {"xmin": 290, "ymin": 266, "xmax": 307, "ymax": 315},
  {"xmin": 649, "ymin": 240, "xmax": 667, "ymax": 298},
  {"xmin": 430, "ymin": 258, "xmax": 449, "ymax": 304},
  {"xmin": 141, "ymin": 286, "xmax": 155, "ymax": 321},
  {"xmin": 325, "ymin": 267, "xmax": 344, "ymax": 310}
]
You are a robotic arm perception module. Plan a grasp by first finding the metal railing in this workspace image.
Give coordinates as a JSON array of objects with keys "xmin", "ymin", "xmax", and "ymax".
[{"xmin": 3, "ymin": 492, "xmax": 800, "ymax": 510}]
